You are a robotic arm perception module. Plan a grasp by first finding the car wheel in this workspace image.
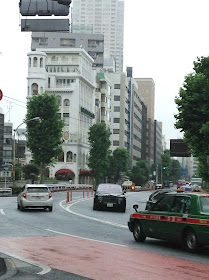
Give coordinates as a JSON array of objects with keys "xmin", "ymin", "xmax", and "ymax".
[
  {"xmin": 48, "ymin": 206, "xmax": 53, "ymax": 212},
  {"xmin": 184, "ymin": 229, "xmax": 198, "ymax": 252},
  {"xmin": 93, "ymin": 203, "xmax": 97, "ymax": 210},
  {"xmin": 133, "ymin": 222, "xmax": 146, "ymax": 242}
]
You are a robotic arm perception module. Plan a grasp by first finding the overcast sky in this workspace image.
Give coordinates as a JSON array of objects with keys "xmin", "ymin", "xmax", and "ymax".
[{"xmin": 1, "ymin": 0, "xmax": 209, "ymax": 147}]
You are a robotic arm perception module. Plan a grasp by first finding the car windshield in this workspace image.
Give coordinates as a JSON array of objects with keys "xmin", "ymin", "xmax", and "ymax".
[
  {"xmin": 97, "ymin": 185, "xmax": 122, "ymax": 193},
  {"xmin": 200, "ymin": 196, "xmax": 209, "ymax": 213},
  {"xmin": 26, "ymin": 187, "xmax": 49, "ymax": 193}
]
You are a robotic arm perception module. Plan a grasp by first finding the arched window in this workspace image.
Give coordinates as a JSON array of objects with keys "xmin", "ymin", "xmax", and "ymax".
[
  {"xmin": 66, "ymin": 151, "xmax": 73, "ymax": 162},
  {"xmin": 33, "ymin": 57, "xmax": 37, "ymax": 67},
  {"xmin": 32, "ymin": 83, "xmax": 38, "ymax": 95},
  {"xmin": 29, "ymin": 57, "xmax": 31, "ymax": 67},
  {"xmin": 57, "ymin": 95, "xmax": 61, "ymax": 106},
  {"xmin": 58, "ymin": 152, "xmax": 64, "ymax": 162},
  {"xmin": 73, "ymin": 153, "xmax": 76, "ymax": 162},
  {"xmin": 40, "ymin": 57, "xmax": 43, "ymax": 68},
  {"xmin": 63, "ymin": 99, "xmax": 70, "ymax": 106}
]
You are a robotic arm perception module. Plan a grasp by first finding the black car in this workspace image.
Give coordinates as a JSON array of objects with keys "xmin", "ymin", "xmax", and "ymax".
[
  {"xmin": 93, "ymin": 183, "xmax": 126, "ymax": 212},
  {"xmin": 145, "ymin": 189, "xmax": 173, "ymax": 210}
]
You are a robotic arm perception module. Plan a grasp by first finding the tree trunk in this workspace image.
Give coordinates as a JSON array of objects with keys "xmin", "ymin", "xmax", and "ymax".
[{"xmin": 40, "ymin": 162, "xmax": 44, "ymax": 183}]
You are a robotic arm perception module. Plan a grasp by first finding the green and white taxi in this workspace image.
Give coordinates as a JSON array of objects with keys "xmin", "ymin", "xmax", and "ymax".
[{"xmin": 128, "ymin": 192, "xmax": 209, "ymax": 252}]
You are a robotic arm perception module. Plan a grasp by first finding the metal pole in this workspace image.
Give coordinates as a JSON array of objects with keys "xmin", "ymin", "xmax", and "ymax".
[{"xmin": 13, "ymin": 129, "xmax": 16, "ymax": 186}]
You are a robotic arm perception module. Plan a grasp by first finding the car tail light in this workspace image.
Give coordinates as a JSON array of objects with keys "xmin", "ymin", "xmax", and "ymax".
[
  {"xmin": 49, "ymin": 193, "xmax": 52, "ymax": 198},
  {"xmin": 23, "ymin": 193, "xmax": 27, "ymax": 198}
]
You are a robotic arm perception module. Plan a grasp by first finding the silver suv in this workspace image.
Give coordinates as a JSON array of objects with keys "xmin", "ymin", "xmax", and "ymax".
[{"xmin": 17, "ymin": 184, "xmax": 53, "ymax": 211}]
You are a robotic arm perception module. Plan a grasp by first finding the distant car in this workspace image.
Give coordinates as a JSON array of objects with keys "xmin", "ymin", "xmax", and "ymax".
[
  {"xmin": 145, "ymin": 189, "xmax": 173, "ymax": 210},
  {"xmin": 128, "ymin": 192, "xmax": 209, "ymax": 252},
  {"xmin": 93, "ymin": 183, "xmax": 126, "ymax": 212},
  {"xmin": 17, "ymin": 184, "xmax": 53, "ymax": 211},
  {"xmin": 155, "ymin": 183, "xmax": 163, "ymax": 190}
]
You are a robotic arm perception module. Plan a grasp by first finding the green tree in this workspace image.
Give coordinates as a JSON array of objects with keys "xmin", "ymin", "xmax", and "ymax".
[
  {"xmin": 88, "ymin": 123, "xmax": 111, "ymax": 185},
  {"xmin": 107, "ymin": 148, "xmax": 129, "ymax": 183},
  {"xmin": 26, "ymin": 93, "xmax": 64, "ymax": 182},
  {"xmin": 22, "ymin": 164, "xmax": 39, "ymax": 180},
  {"xmin": 175, "ymin": 56, "xmax": 209, "ymax": 181},
  {"xmin": 131, "ymin": 160, "xmax": 149, "ymax": 186}
]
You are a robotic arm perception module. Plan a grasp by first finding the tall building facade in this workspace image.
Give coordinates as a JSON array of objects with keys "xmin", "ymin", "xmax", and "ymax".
[
  {"xmin": 26, "ymin": 48, "xmax": 95, "ymax": 184},
  {"xmin": 136, "ymin": 78, "xmax": 156, "ymax": 166},
  {"xmin": 107, "ymin": 72, "xmax": 129, "ymax": 151},
  {"xmin": 72, "ymin": 0, "xmax": 124, "ymax": 73}
]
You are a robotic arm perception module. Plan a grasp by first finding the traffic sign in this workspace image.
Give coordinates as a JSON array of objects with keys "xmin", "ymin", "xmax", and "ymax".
[{"xmin": 0, "ymin": 90, "xmax": 2, "ymax": 101}]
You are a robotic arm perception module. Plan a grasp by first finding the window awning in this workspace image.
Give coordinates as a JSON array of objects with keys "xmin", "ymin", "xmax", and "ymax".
[
  {"xmin": 79, "ymin": 169, "xmax": 92, "ymax": 175},
  {"xmin": 55, "ymin": 169, "xmax": 75, "ymax": 175}
]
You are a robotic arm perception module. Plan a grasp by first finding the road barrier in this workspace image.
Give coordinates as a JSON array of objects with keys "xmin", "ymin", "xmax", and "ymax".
[{"xmin": 0, "ymin": 188, "xmax": 12, "ymax": 196}]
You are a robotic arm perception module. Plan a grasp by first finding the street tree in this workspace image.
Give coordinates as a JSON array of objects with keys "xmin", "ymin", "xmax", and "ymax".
[
  {"xmin": 107, "ymin": 148, "xmax": 129, "ymax": 183},
  {"xmin": 26, "ymin": 93, "xmax": 64, "ymax": 182},
  {"xmin": 131, "ymin": 160, "xmax": 149, "ymax": 186},
  {"xmin": 175, "ymin": 56, "xmax": 209, "ymax": 181},
  {"xmin": 88, "ymin": 123, "xmax": 111, "ymax": 185}
]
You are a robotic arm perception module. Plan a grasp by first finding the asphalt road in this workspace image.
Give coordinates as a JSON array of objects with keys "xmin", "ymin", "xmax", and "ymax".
[{"xmin": 0, "ymin": 189, "xmax": 209, "ymax": 279}]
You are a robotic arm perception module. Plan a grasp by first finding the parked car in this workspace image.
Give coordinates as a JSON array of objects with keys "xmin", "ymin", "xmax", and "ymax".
[
  {"xmin": 93, "ymin": 183, "xmax": 126, "ymax": 212},
  {"xmin": 128, "ymin": 192, "xmax": 209, "ymax": 252},
  {"xmin": 17, "ymin": 184, "xmax": 53, "ymax": 211},
  {"xmin": 145, "ymin": 189, "xmax": 174, "ymax": 210}
]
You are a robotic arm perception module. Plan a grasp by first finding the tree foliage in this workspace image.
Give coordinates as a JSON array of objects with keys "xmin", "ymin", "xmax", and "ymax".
[
  {"xmin": 88, "ymin": 123, "xmax": 111, "ymax": 185},
  {"xmin": 22, "ymin": 164, "xmax": 39, "ymax": 180},
  {"xmin": 107, "ymin": 148, "xmax": 129, "ymax": 183},
  {"xmin": 131, "ymin": 160, "xmax": 149, "ymax": 186},
  {"xmin": 26, "ymin": 93, "xmax": 64, "ymax": 182},
  {"xmin": 175, "ymin": 56, "xmax": 209, "ymax": 181}
]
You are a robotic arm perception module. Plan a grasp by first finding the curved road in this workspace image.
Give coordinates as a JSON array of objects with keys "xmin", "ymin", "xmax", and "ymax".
[{"xmin": 0, "ymin": 190, "xmax": 209, "ymax": 279}]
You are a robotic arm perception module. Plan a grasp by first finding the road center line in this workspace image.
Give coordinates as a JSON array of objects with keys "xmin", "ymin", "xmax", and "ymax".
[{"xmin": 59, "ymin": 199, "xmax": 127, "ymax": 229}]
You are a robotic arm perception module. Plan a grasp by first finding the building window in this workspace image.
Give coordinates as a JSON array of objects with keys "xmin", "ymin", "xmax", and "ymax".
[
  {"xmin": 40, "ymin": 58, "xmax": 43, "ymax": 68},
  {"xmin": 113, "ymin": 118, "xmax": 120, "ymax": 123},
  {"xmin": 66, "ymin": 151, "xmax": 73, "ymax": 162},
  {"xmin": 113, "ymin": 129, "xmax": 120, "ymax": 134},
  {"xmin": 29, "ymin": 57, "xmax": 31, "ymax": 67},
  {"xmin": 33, "ymin": 57, "xmax": 37, "ymax": 67},
  {"xmin": 113, "ymin": 141, "xmax": 119, "ymax": 146},
  {"xmin": 114, "ymin": 95, "xmax": 120, "ymax": 101},
  {"xmin": 114, "ymin": 106, "xmax": 120, "ymax": 112},
  {"xmin": 63, "ymin": 113, "xmax": 69, "ymax": 125},
  {"xmin": 114, "ymin": 84, "xmax": 120, "ymax": 89},
  {"xmin": 63, "ymin": 99, "xmax": 70, "ymax": 106},
  {"xmin": 32, "ymin": 83, "xmax": 38, "ymax": 95}
]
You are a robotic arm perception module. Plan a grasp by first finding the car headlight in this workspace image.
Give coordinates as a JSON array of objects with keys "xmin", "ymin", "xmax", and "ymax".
[
  {"xmin": 118, "ymin": 197, "xmax": 123, "ymax": 203},
  {"xmin": 97, "ymin": 196, "xmax": 103, "ymax": 202}
]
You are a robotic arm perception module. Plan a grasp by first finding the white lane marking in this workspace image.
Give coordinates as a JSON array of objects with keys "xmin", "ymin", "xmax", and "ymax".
[
  {"xmin": 45, "ymin": 228, "xmax": 127, "ymax": 247},
  {"xmin": 0, "ymin": 209, "xmax": 5, "ymax": 215},
  {"xmin": 0, "ymin": 249, "xmax": 51, "ymax": 275},
  {"xmin": 59, "ymin": 199, "xmax": 127, "ymax": 229}
]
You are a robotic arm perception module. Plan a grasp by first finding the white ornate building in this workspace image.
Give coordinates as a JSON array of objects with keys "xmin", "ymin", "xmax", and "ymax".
[{"xmin": 26, "ymin": 48, "xmax": 96, "ymax": 184}]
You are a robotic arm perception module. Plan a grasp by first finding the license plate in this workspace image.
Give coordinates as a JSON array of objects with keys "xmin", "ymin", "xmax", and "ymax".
[{"xmin": 107, "ymin": 203, "xmax": 113, "ymax": 207}]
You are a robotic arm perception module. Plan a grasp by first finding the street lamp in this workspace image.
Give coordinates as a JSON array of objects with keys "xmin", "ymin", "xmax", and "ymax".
[{"xmin": 13, "ymin": 117, "xmax": 40, "ymax": 185}]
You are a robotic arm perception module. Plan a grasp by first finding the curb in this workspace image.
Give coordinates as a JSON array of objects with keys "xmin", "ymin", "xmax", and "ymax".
[{"xmin": 0, "ymin": 258, "xmax": 17, "ymax": 280}]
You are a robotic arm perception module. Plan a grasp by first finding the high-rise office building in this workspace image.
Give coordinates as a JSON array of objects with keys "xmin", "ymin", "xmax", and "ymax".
[{"xmin": 72, "ymin": 0, "xmax": 124, "ymax": 73}]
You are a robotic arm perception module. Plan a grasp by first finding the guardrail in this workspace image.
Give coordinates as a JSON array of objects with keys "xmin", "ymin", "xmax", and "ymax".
[{"xmin": 0, "ymin": 188, "xmax": 12, "ymax": 196}]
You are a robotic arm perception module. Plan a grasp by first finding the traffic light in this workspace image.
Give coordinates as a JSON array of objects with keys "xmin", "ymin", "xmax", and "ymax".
[
  {"xmin": 19, "ymin": 0, "xmax": 72, "ymax": 31},
  {"xmin": 19, "ymin": 0, "xmax": 71, "ymax": 16}
]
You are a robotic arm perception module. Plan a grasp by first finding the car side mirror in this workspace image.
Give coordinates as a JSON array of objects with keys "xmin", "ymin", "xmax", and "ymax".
[{"xmin": 133, "ymin": 204, "xmax": 138, "ymax": 212}]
